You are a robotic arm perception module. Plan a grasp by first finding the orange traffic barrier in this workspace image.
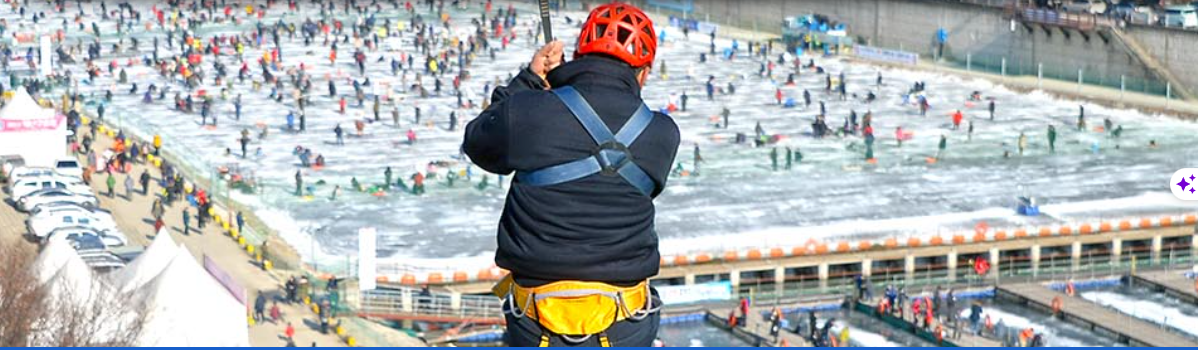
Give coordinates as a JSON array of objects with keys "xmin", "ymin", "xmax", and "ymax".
[
  {"xmin": 1118, "ymin": 220, "xmax": 1132, "ymax": 230},
  {"xmin": 427, "ymin": 273, "xmax": 444, "ymax": 284},
  {"xmin": 1038, "ymin": 227, "xmax": 1052, "ymax": 237},
  {"xmin": 1185, "ymin": 215, "xmax": 1197, "ymax": 225},
  {"xmin": 723, "ymin": 251, "xmax": 739, "ymax": 262},
  {"xmin": 908, "ymin": 237, "xmax": 922, "ymax": 248},
  {"xmin": 453, "ymin": 271, "xmax": 469, "ymax": 283},
  {"xmin": 995, "ymin": 231, "xmax": 1008, "ymax": 241},
  {"xmin": 973, "ymin": 232, "xmax": 986, "ymax": 243},
  {"xmin": 1014, "ymin": 229, "xmax": 1028, "ymax": 239},
  {"xmin": 952, "ymin": 234, "xmax": 966, "ymax": 245},
  {"xmin": 747, "ymin": 249, "xmax": 763, "ymax": 260},
  {"xmin": 1139, "ymin": 218, "xmax": 1153, "ymax": 229},
  {"xmin": 674, "ymin": 255, "xmax": 690, "ymax": 266},
  {"xmin": 376, "ymin": 276, "xmax": 389, "ymax": 283},
  {"xmin": 769, "ymin": 247, "xmax": 785, "ymax": 258},
  {"xmin": 930, "ymin": 236, "xmax": 944, "ymax": 246},
  {"xmin": 836, "ymin": 241, "xmax": 851, "ymax": 253},
  {"xmin": 884, "ymin": 238, "xmax": 899, "ymax": 248},
  {"xmin": 1059, "ymin": 226, "xmax": 1073, "ymax": 235},
  {"xmin": 1160, "ymin": 216, "xmax": 1173, "ymax": 227},
  {"xmin": 1079, "ymin": 224, "xmax": 1093, "ymax": 235},
  {"xmin": 858, "ymin": 241, "xmax": 873, "ymax": 251},
  {"xmin": 814, "ymin": 243, "xmax": 829, "ymax": 255},
  {"xmin": 400, "ymin": 274, "xmax": 417, "ymax": 285},
  {"xmin": 478, "ymin": 269, "xmax": 494, "ymax": 281},
  {"xmin": 791, "ymin": 247, "xmax": 807, "ymax": 257},
  {"xmin": 696, "ymin": 253, "xmax": 713, "ymax": 263},
  {"xmin": 1099, "ymin": 222, "xmax": 1112, "ymax": 232}
]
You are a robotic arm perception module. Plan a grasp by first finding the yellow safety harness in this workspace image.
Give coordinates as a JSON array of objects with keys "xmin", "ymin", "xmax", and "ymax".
[{"xmin": 493, "ymin": 275, "xmax": 660, "ymax": 347}]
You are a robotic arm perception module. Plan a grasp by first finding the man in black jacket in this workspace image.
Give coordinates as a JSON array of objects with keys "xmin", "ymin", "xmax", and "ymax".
[{"xmin": 463, "ymin": 3, "xmax": 679, "ymax": 347}]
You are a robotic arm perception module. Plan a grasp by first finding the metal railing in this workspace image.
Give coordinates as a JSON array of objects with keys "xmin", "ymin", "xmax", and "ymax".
[
  {"xmin": 349, "ymin": 245, "xmax": 1196, "ymax": 323},
  {"xmin": 359, "ymin": 288, "xmax": 503, "ymax": 321}
]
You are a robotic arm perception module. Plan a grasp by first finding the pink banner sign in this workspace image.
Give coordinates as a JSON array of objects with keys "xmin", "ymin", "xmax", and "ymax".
[{"xmin": 0, "ymin": 115, "xmax": 65, "ymax": 132}]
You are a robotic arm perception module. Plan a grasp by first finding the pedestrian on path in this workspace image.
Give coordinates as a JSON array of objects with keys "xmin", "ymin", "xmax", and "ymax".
[
  {"xmin": 237, "ymin": 211, "xmax": 246, "ymax": 234},
  {"xmin": 254, "ymin": 291, "xmax": 267, "ymax": 323},
  {"xmin": 182, "ymin": 208, "xmax": 191, "ymax": 235},
  {"xmin": 105, "ymin": 173, "xmax": 116, "ymax": 198},
  {"xmin": 151, "ymin": 198, "xmax": 165, "ymax": 232},
  {"xmin": 124, "ymin": 174, "xmax": 134, "ymax": 199},
  {"xmin": 140, "ymin": 170, "xmax": 151, "ymax": 195},
  {"xmin": 197, "ymin": 202, "xmax": 209, "ymax": 230},
  {"xmin": 270, "ymin": 302, "xmax": 282, "ymax": 324},
  {"xmin": 285, "ymin": 323, "xmax": 295, "ymax": 341}
]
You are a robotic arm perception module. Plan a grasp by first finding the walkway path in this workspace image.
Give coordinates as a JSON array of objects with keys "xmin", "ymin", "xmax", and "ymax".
[
  {"xmin": 998, "ymin": 282, "xmax": 1198, "ymax": 347},
  {"xmin": 1132, "ymin": 270, "xmax": 1198, "ymax": 305}
]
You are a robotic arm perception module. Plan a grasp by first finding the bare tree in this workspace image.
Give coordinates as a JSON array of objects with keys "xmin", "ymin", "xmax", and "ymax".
[
  {"xmin": 0, "ymin": 241, "xmax": 47, "ymax": 346},
  {"xmin": 0, "ymin": 239, "xmax": 148, "ymax": 347}
]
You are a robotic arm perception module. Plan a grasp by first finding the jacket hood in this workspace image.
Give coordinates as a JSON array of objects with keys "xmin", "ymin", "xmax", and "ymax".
[{"xmin": 546, "ymin": 55, "xmax": 642, "ymax": 98}]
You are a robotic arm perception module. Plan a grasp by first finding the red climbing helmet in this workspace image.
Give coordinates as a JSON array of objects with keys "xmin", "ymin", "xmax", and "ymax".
[{"xmin": 575, "ymin": 2, "xmax": 657, "ymax": 68}]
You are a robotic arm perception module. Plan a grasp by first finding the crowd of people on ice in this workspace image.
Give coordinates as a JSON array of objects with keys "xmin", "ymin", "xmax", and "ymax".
[{"xmin": 20, "ymin": 0, "xmax": 538, "ymax": 204}]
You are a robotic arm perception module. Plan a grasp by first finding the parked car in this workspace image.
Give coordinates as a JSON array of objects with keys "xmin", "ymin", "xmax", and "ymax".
[
  {"xmin": 5, "ymin": 167, "xmax": 56, "ymax": 187},
  {"xmin": 11, "ymin": 176, "xmax": 91, "ymax": 201},
  {"xmin": 17, "ymin": 188, "xmax": 99, "ymax": 213},
  {"xmin": 1062, "ymin": 0, "xmax": 1107, "ymax": 14},
  {"xmin": 69, "ymin": 234, "xmax": 109, "ymax": 251},
  {"xmin": 53, "ymin": 158, "xmax": 83, "ymax": 178},
  {"xmin": 76, "ymin": 247, "xmax": 129, "ymax": 272},
  {"xmin": 27, "ymin": 204, "xmax": 117, "ymax": 239},
  {"xmin": 1111, "ymin": 2, "xmax": 1158, "ymax": 25},
  {"xmin": 44, "ymin": 226, "xmax": 128, "ymax": 248},
  {"xmin": 27, "ymin": 201, "xmax": 110, "ymax": 216},
  {"xmin": 1162, "ymin": 5, "xmax": 1198, "ymax": 28}
]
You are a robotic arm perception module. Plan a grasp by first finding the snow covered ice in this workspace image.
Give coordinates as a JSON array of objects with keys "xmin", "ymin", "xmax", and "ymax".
[
  {"xmin": 1081, "ymin": 286, "xmax": 1198, "ymax": 340},
  {"xmin": 44, "ymin": 2, "xmax": 1198, "ymax": 274},
  {"xmin": 962, "ymin": 300, "xmax": 1123, "ymax": 347}
]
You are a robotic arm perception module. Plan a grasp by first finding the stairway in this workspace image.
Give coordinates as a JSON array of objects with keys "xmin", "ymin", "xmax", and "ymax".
[{"xmin": 1108, "ymin": 26, "xmax": 1196, "ymax": 101}]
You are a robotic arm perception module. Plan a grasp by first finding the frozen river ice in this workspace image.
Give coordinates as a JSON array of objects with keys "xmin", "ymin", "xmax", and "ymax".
[
  {"xmin": 1081, "ymin": 284, "xmax": 1198, "ymax": 340},
  {"xmin": 965, "ymin": 298, "xmax": 1124, "ymax": 347},
  {"xmin": 30, "ymin": 1, "xmax": 1198, "ymax": 274}
]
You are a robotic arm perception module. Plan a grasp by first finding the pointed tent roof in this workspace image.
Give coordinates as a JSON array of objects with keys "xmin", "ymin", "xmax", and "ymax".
[
  {"xmin": 35, "ymin": 238, "xmax": 100, "ymax": 307},
  {"xmin": 110, "ymin": 232, "xmax": 179, "ymax": 293},
  {"xmin": 35, "ymin": 238, "xmax": 83, "ymax": 283},
  {"xmin": 136, "ymin": 247, "xmax": 249, "ymax": 347},
  {"xmin": 0, "ymin": 88, "xmax": 54, "ymax": 121}
]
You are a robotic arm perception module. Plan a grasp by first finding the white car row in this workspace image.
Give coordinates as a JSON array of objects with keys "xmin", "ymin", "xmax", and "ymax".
[{"xmin": 6, "ymin": 163, "xmax": 129, "ymax": 251}]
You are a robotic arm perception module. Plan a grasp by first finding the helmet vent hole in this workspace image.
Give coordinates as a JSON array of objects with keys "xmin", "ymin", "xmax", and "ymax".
[{"xmin": 617, "ymin": 27, "xmax": 633, "ymax": 43}]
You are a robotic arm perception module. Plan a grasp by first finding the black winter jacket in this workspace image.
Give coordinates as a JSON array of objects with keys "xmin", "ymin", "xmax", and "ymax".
[{"xmin": 463, "ymin": 56, "xmax": 680, "ymax": 286}]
